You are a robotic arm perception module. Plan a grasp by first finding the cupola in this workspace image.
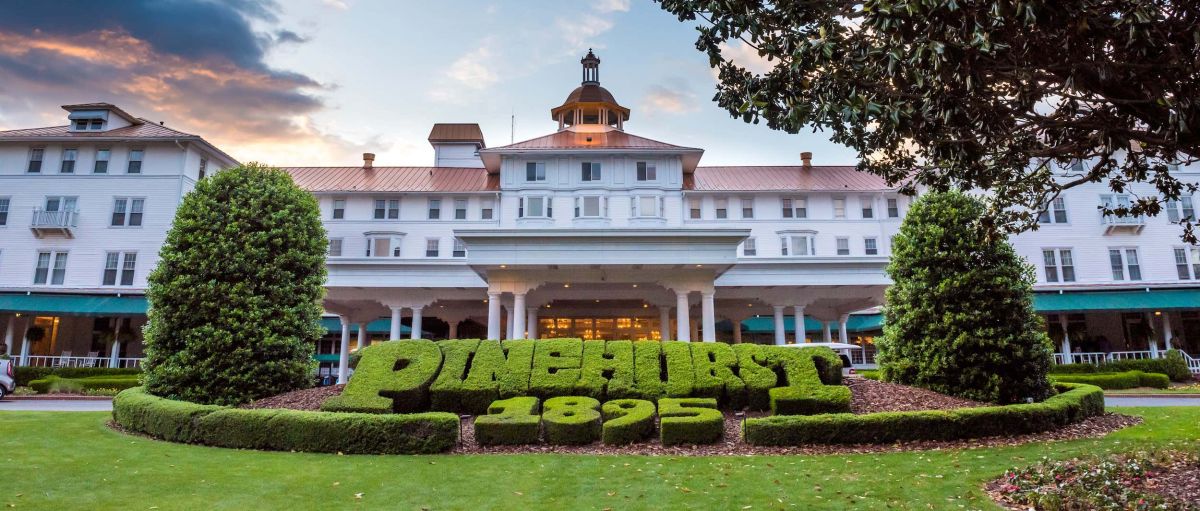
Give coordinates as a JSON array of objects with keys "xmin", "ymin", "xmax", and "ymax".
[{"xmin": 550, "ymin": 50, "xmax": 630, "ymax": 132}]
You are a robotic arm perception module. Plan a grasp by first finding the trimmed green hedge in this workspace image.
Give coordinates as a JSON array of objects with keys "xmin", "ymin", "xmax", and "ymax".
[
  {"xmin": 1050, "ymin": 370, "xmax": 1170, "ymax": 390},
  {"xmin": 744, "ymin": 383, "xmax": 1104, "ymax": 445},
  {"xmin": 631, "ymin": 341, "xmax": 665, "ymax": 400},
  {"xmin": 692, "ymin": 343, "xmax": 747, "ymax": 409},
  {"xmin": 29, "ymin": 375, "xmax": 141, "ymax": 394},
  {"xmin": 601, "ymin": 399, "xmax": 655, "ymax": 445},
  {"xmin": 576, "ymin": 340, "xmax": 636, "ymax": 400},
  {"xmin": 732, "ymin": 344, "xmax": 779, "ymax": 411},
  {"xmin": 528, "ymin": 339, "xmax": 584, "ymax": 399},
  {"xmin": 475, "ymin": 397, "xmax": 541, "ymax": 445},
  {"xmin": 659, "ymin": 397, "xmax": 723, "ymax": 446},
  {"xmin": 769, "ymin": 385, "xmax": 852, "ymax": 416},
  {"xmin": 542, "ymin": 396, "xmax": 601, "ymax": 445},
  {"xmin": 114, "ymin": 387, "xmax": 458, "ymax": 454},
  {"xmin": 15, "ymin": 366, "xmax": 141, "ymax": 387},
  {"xmin": 1050, "ymin": 350, "xmax": 1193, "ymax": 382},
  {"xmin": 499, "ymin": 340, "xmax": 535, "ymax": 398},
  {"xmin": 765, "ymin": 347, "xmax": 852, "ymax": 415},
  {"xmin": 430, "ymin": 339, "xmax": 498, "ymax": 415},
  {"xmin": 856, "ymin": 369, "xmax": 881, "ymax": 381},
  {"xmin": 321, "ymin": 340, "xmax": 442, "ymax": 413}
]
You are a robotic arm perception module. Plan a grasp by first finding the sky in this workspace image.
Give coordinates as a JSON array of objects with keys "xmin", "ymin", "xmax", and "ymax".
[{"xmin": 0, "ymin": 0, "xmax": 859, "ymax": 167}]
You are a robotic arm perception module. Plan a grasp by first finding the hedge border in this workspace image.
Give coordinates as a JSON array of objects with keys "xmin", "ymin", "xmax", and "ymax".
[
  {"xmin": 1050, "ymin": 370, "xmax": 1169, "ymax": 390},
  {"xmin": 15, "ymin": 366, "xmax": 141, "ymax": 387},
  {"xmin": 743, "ymin": 383, "xmax": 1105, "ymax": 446},
  {"xmin": 29, "ymin": 375, "xmax": 141, "ymax": 394},
  {"xmin": 114, "ymin": 387, "xmax": 457, "ymax": 454}
]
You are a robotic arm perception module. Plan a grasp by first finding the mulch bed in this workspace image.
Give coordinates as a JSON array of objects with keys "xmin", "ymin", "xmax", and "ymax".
[
  {"xmin": 847, "ymin": 376, "xmax": 988, "ymax": 413},
  {"xmin": 986, "ymin": 451, "xmax": 1200, "ymax": 509},
  {"xmin": 240, "ymin": 384, "xmax": 344, "ymax": 410},
  {"xmin": 1147, "ymin": 458, "xmax": 1200, "ymax": 506}
]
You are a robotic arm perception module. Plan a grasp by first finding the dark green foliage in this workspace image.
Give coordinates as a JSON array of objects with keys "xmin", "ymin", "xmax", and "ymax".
[
  {"xmin": 878, "ymin": 192, "xmax": 1054, "ymax": 404},
  {"xmin": 29, "ymin": 375, "xmax": 141, "ymax": 394},
  {"xmin": 662, "ymin": 341, "xmax": 694, "ymax": 397},
  {"xmin": 601, "ymin": 399, "xmax": 655, "ymax": 445},
  {"xmin": 111, "ymin": 387, "xmax": 223, "ymax": 443},
  {"xmin": 430, "ymin": 340, "xmax": 496, "ymax": 414},
  {"xmin": 541, "ymin": 396, "xmax": 601, "ymax": 445},
  {"xmin": 631, "ymin": 341, "xmax": 665, "ymax": 400},
  {"xmin": 732, "ymin": 344, "xmax": 778, "ymax": 411},
  {"xmin": 499, "ymin": 340, "xmax": 535, "ymax": 397},
  {"xmin": 321, "ymin": 340, "xmax": 442, "ymax": 413},
  {"xmin": 658, "ymin": 397, "xmax": 723, "ymax": 446},
  {"xmin": 142, "ymin": 164, "xmax": 326, "ymax": 405},
  {"xmin": 857, "ymin": 370, "xmax": 881, "ymax": 381},
  {"xmin": 14, "ymin": 366, "xmax": 141, "ymax": 387},
  {"xmin": 759, "ymin": 347, "xmax": 852, "ymax": 415},
  {"xmin": 1050, "ymin": 351, "xmax": 1193, "ymax": 382},
  {"xmin": 1050, "ymin": 371, "xmax": 1170, "ymax": 390},
  {"xmin": 769, "ymin": 385, "xmax": 852, "ymax": 416},
  {"xmin": 576, "ymin": 340, "xmax": 636, "ymax": 400},
  {"xmin": 1049, "ymin": 364, "xmax": 1099, "ymax": 375},
  {"xmin": 528, "ymin": 339, "xmax": 583, "ymax": 399},
  {"xmin": 691, "ymin": 343, "xmax": 747, "ymax": 408},
  {"xmin": 745, "ymin": 383, "xmax": 1104, "ymax": 445},
  {"xmin": 474, "ymin": 397, "xmax": 541, "ymax": 445}
]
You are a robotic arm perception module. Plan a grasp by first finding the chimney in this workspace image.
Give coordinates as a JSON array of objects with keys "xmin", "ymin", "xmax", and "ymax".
[
  {"xmin": 800, "ymin": 151, "xmax": 813, "ymax": 169},
  {"xmin": 362, "ymin": 152, "xmax": 375, "ymax": 169}
]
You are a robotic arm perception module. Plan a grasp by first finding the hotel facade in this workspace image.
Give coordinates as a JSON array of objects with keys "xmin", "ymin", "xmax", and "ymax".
[{"xmin": 2, "ymin": 52, "xmax": 1198, "ymax": 381}]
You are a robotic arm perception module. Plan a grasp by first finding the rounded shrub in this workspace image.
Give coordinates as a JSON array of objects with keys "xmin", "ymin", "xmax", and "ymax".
[
  {"xmin": 541, "ymin": 396, "xmax": 602, "ymax": 444},
  {"xmin": 142, "ymin": 164, "xmax": 327, "ymax": 406},
  {"xmin": 600, "ymin": 399, "xmax": 655, "ymax": 445},
  {"xmin": 877, "ymin": 191, "xmax": 1054, "ymax": 404}
]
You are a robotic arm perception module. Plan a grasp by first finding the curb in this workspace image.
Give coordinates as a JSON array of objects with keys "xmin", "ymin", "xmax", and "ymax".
[{"xmin": 3, "ymin": 395, "xmax": 115, "ymax": 401}]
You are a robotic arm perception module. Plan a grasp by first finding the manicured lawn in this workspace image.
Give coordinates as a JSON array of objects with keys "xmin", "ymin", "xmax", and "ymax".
[
  {"xmin": 1, "ymin": 408, "xmax": 1197, "ymax": 510},
  {"xmin": 1105, "ymin": 382, "xmax": 1200, "ymax": 394}
]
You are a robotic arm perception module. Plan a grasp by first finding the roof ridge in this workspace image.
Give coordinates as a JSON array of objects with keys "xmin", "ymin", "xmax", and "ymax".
[{"xmin": 0, "ymin": 124, "xmax": 69, "ymax": 134}]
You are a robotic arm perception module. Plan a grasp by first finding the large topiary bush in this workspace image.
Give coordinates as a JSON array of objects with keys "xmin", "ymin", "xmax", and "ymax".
[
  {"xmin": 142, "ymin": 164, "xmax": 327, "ymax": 405},
  {"xmin": 877, "ymin": 191, "xmax": 1054, "ymax": 404}
]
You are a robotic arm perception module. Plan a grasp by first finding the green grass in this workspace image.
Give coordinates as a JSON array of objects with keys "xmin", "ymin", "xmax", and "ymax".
[
  {"xmin": 1, "ymin": 408, "xmax": 1197, "ymax": 510},
  {"xmin": 1104, "ymin": 382, "xmax": 1200, "ymax": 394}
]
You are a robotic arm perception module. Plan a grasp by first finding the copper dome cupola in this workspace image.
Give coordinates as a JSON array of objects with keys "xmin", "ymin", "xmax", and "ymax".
[{"xmin": 551, "ymin": 50, "xmax": 630, "ymax": 131}]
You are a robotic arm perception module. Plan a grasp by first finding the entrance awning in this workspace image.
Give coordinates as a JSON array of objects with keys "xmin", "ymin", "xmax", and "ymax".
[
  {"xmin": 319, "ymin": 317, "xmax": 414, "ymax": 336},
  {"xmin": 0, "ymin": 293, "xmax": 148, "ymax": 316},
  {"xmin": 1034, "ymin": 288, "xmax": 1200, "ymax": 313},
  {"xmin": 727, "ymin": 314, "xmax": 884, "ymax": 334}
]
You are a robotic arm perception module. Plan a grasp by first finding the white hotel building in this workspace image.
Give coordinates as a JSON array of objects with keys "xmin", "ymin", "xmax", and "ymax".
[{"xmin": 1, "ymin": 52, "xmax": 1198, "ymax": 379}]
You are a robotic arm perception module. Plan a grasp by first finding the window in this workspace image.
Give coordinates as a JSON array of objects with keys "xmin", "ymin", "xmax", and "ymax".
[
  {"xmin": 60, "ymin": 148, "xmax": 77, "ymax": 173},
  {"xmin": 632, "ymin": 196, "xmax": 661, "ymax": 217},
  {"xmin": 575, "ymin": 196, "xmax": 604, "ymax": 218},
  {"xmin": 90, "ymin": 119, "xmax": 103, "ymax": 130},
  {"xmin": 427, "ymin": 199, "xmax": 441, "ymax": 220},
  {"xmin": 887, "ymin": 198, "xmax": 900, "ymax": 218},
  {"xmin": 741, "ymin": 197, "xmax": 755, "ymax": 219},
  {"xmin": 1042, "ymin": 248, "xmax": 1076, "ymax": 283},
  {"xmin": 331, "ymin": 198, "xmax": 345, "ymax": 220},
  {"xmin": 111, "ymin": 198, "xmax": 144, "ymax": 226},
  {"xmin": 864, "ymin": 237, "xmax": 878, "ymax": 255},
  {"xmin": 481, "ymin": 198, "xmax": 495, "ymax": 220},
  {"xmin": 1174, "ymin": 247, "xmax": 1200, "ymax": 280},
  {"xmin": 1166, "ymin": 196, "xmax": 1195, "ymax": 223},
  {"xmin": 714, "ymin": 198, "xmax": 728, "ymax": 219},
  {"xmin": 1109, "ymin": 248, "xmax": 1142, "ymax": 281},
  {"xmin": 1038, "ymin": 197, "xmax": 1069, "ymax": 224},
  {"xmin": 581, "ymin": 162, "xmax": 601, "ymax": 181},
  {"xmin": 374, "ymin": 199, "xmax": 399, "ymax": 219},
  {"xmin": 74, "ymin": 120, "xmax": 88, "ymax": 131},
  {"xmin": 688, "ymin": 198, "xmax": 701, "ymax": 219},
  {"xmin": 198, "ymin": 157, "xmax": 208, "ymax": 179},
  {"xmin": 783, "ymin": 235, "xmax": 816, "ymax": 256},
  {"xmin": 102, "ymin": 252, "xmax": 137, "ymax": 286},
  {"xmin": 636, "ymin": 161, "xmax": 656, "ymax": 181},
  {"xmin": 860, "ymin": 196, "xmax": 874, "ymax": 219},
  {"xmin": 836, "ymin": 237, "xmax": 850, "ymax": 255},
  {"xmin": 782, "ymin": 197, "xmax": 807, "ymax": 218},
  {"xmin": 425, "ymin": 238, "xmax": 440, "ymax": 257},
  {"xmin": 1100, "ymin": 194, "xmax": 1134, "ymax": 215},
  {"xmin": 94, "ymin": 149, "xmax": 110, "ymax": 173},
  {"xmin": 44, "ymin": 196, "xmax": 78, "ymax": 213},
  {"xmin": 454, "ymin": 199, "xmax": 467, "ymax": 220},
  {"xmin": 742, "ymin": 237, "xmax": 757, "ymax": 256},
  {"xmin": 127, "ymin": 149, "xmax": 143, "ymax": 173},
  {"xmin": 453, "ymin": 238, "xmax": 467, "ymax": 258},
  {"xmin": 34, "ymin": 251, "xmax": 68, "ymax": 285},
  {"xmin": 27, "ymin": 148, "xmax": 44, "ymax": 173},
  {"xmin": 327, "ymin": 238, "xmax": 343, "ymax": 257},
  {"xmin": 526, "ymin": 162, "xmax": 546, "ymax": 182},
  {"xmin": 0, "ymin": 197, "xmax": 8, "ymax": 226},
  {"xmin": 365, "ymin": 235, "xmax": 402, "ymax": 257},
  {"xmin": 519, "ymin": 196, "xmax": 551, "ymax": 218},
  {"xmin": 833, "ymin": 197, "xmax": 846, "ymax": 218}
]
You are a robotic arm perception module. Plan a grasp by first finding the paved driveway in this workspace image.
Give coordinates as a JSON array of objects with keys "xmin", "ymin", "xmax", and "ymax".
[
  {"xmin": 1106, "ymin": 396, "xmax": 1200, "ymax": 407},
  {"xmin": 0, "ymin": 399, "xmax": 113, "ymax": 412}
]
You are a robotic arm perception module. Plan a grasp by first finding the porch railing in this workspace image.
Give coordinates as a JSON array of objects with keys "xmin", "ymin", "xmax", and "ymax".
[
  {"xmin": 1108, "ymin": 350, "xmax": 1156, "ymax": 361},
  {"xmin": 16, "ymin": 355, "xmax": 142, "ymax": 369},
  {"xmin": 1054, "ymin": 352, "xmax": 1109, "ymax": 365},
  {"xmin": 1053, "ymin": 350, "xmax": 1200, "ymax": 374}
]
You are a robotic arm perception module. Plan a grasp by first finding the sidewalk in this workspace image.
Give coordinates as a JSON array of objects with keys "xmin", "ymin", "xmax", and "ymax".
[{"xmin": 0, "ymin": 399, "xmax": 113, "ymax": 412}]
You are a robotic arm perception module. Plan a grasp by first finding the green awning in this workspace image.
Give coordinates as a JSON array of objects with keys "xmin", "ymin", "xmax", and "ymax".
[
  {"xmin": 0, "ymin": 293, "xmax": 148, "ymax": 316},
  {"xmin": 320, "ymin": 317, "xmax": 412, "ymax": 336},
  {"xmin": 1034, "ymin": 288, "xmax": 1200, "ymax": 313},
  {"xmin": 727, "ymin": 314, "xmax": 884, "ymax": 334},
  {"xmin": 313, "ymin": 353, "xmax": 341, "ymax": 363}
]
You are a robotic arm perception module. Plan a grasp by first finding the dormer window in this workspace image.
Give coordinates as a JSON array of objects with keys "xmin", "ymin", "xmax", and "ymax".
[
  {"xmin": 90, "ymin": 119, "xmax": 104, "ymax": 130},
  {"xmin": 74, "ymin": 120, "xmax": 88, "ymax": 131},
  {"xmin": 67, "ymin": 109, "xmax": 110, "ymax": 132}
]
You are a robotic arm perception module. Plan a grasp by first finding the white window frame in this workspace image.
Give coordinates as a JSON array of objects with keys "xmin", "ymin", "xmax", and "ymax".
[
  {"xmin": 198, "ymin": 156, "xmax": 208, "ymax": 179},
  {"xmin": 714, "ymin": 198, "xmax": 728, "ymax": 219},
  {"xmin": 0, "ymin": 196, "xmax": 9, "ymax": 226},
  {"xmin": 1166, "ymin": 196, "xmax": 1195, "ymax": 223},
  {"xmin": 742, "ymin": 237, "xmax": 757, "ymax": 256},
  {"xmin": 453, "ymin": 198, "xmax": 468, "ymax": 220},
  {"xmin": 519, "ymin": 196, "xmax": 552, "ymax": 218},
  {"xmin": 526, "ymin": 162, "xmax": 546, "ymax": 182},
  {"xmin": 364, "ymin": 233, "xmax": 403, "ymax": 258},
  {"xmin": 1042, "ymin": 248, "xmax": 1076, "ymax": 283},
  {"xmin": 835, "ymin": 237, "xmax": 850, "ymax": 255},
  {"xmin": 425, "ymin": 238, "xmax": 440, "ymax": 258},
  {"xmin": 1174, "ymin": 246, "xmax": 1200, "ymax": 280},
  {"xmin": 688, "ymin": 198, "xmax": 701, "ymax": 219},
  {"xmin": 780, "ymin": 233, "xmax": 817, "ymax": 257},
  {"xmin": 127, "ymin": 148, "xmax": 144, "ymax": 173},
  {"xmin": 331, "ymin": 198, "xmax": 346, "ymax": 220},
  {"xmin": 34, "ymin": 250, "xmax": 68, "ymax": 285},
  {"xmin": 373, "ymin": 198, "xmax": 400, "ymax": 220},
  {"xmin": 60, "ymin": 147, "xmax": 78, "ymax": 173},
  {"xmin": 1038, "ymin": 197, "xmax": 1069, "ymax": 224},
  {"xmin": 1108, "ymin": 247, "xmax": 1142, "ymax": 281},
  {"xmin": 452, "ymin": 238, "xmax": 467, "ymax": 258},
  {"xmin": 27, "ymin": 147, "xmax": 44, "ymax": 173},
  {"xmin": 111, "ymin": 197, "xmax": 145, "ymax": 227},
  {"xmin": 427, "ymin": 198, "xmax": 442, "ymax": 220},
  {"xmin": 632, "ymin": 195, "xmax": 662, "ymax": 218},
  {"xmin": 886, "ymin": 197, "xmax": 900, "ymax": 218},
  {"xmin": 833, "ymin": 197, "xmax": 846, "ymax": 219},
  {"xmin": 327, "ymin": 238, "xmax": 343, "ymax": 257},
  {"xmin": 581, "ymin": 161, "xmax": 601, "ymax": 182},
  {"xmin": 94, "ymin": 148, "xmax": 110, "ymax": 174},
  {"xmin": 782, "ymin": 197, "xmax": 807, "ymax": 219},
  {"xmin": 864, "ymin": 237, "xmax": 878, "ymax": 255},
  {"xmin": 44, "ymin": 196, "xmax": 78, "ymax": 213},
  {"xmin": 741, "ymin": 197, "xmax": 755, "ymax": 219},
  {"xmin": 102, "ymin": 251, "xmax": 137, "ymax": 286},
  {"xmin": 481, "ymin": 198, "xmax": 495, "ymax": 220},
  {"xmin": 860, "ymin": 196, "xmax": 874, "ymax": 219},
  {"xmin": 636, "ymin": 161, "xmax": 657, "ymax": 181},
  {"xmin": 574, "ymin": 196, "xmax": 606, "ymax": 218}
]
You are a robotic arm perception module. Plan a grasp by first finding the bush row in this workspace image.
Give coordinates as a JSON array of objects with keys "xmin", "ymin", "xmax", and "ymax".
[
  {"xmin": 327, "ymin": 340, "xmax": 850, "ymax": 414},
  {"xmin": 113, "ymin": 387, "xmax": 458, "ymax": 454},
  {"xmin": 29, "ymin": 375, "xmax": 142, "ymax": 394},
  {"xmin": 1049, "ymin": 370, "xmax": 1170, "ymax": 390},
  {"xmin": 1049, "ymin": 350, "xmax": 1193, "ymax": 382},
  {"xmin": 743, "ymin": 383, "xmax": 1104, "ymax": 445},
  {"xmin": 472, "ymin": 397, "xmax": 722, "ymax": 446},
  {"xmin": 14, "ymin": 366, "xmax": 142, "ymax": 386}
]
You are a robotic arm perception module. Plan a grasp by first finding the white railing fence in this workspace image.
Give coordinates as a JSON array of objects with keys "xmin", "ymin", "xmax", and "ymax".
[
  {"xmin": 30, "ymin": 209, "xmax": 79, "ymax": 228},
  {"xmin": 1108, "ymin": 350, "xmax": 1156, "ymax": 361},
  {"xmin": 16, "ymin": 355, "xmax": 142, "ymax": 369},
  {"xmin": 1054, "ymin": 350, "xmax": 1200, "ymax": 374},
  {"xmin": 1185, "ymin": 352, "xmax": 1200, "ymax": 374}
]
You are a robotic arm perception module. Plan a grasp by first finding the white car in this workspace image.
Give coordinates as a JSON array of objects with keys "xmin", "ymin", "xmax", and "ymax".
[{"xmin": 0, "ymin": 359, "xmax": 14, "ymax": 399}]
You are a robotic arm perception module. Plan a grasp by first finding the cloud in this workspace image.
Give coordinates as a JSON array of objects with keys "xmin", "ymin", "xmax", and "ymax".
[
  {"xmin": 718, "ymin": 41, "xmax": 776, "ymax": 75},
  {"xmin": 428, "ymin": 42, "xmax": 501, "ymax": 104},
  {"xmin": 641, "ymin": 83, "xmax": 699, "ymax": 115},
  {"xmin": 593, "ymin": 0, "xmax": 631, "ymax": 13},
  {"xmin": 275, "ymin": 30, "xmax": 308, "ymax": 44},
  {"xmin": 555, "ymin": 14, "xmax": 615, "ymax": 56}
]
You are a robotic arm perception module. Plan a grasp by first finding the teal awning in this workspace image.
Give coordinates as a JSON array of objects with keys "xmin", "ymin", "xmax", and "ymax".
[
  {"xmin": 1034, "ymin": 288, "xmax": 1200, "ymax": 313},
  {"xmin": 727, "ymin": 314, "xmax": 884, "ymax": 334},
  {"xmin": 0, "ymin": 293, "xmax": 148, "ymax": 316},
  {"xmin": 313, "ymin": 353, "xmax": 341, "ymax": 363},
  {"xmin": 320, "ymin": 317, "xmax": 413, "ymax": 336}
]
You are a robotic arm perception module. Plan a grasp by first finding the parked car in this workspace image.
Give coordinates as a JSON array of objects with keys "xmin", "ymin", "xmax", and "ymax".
[{"xmin": 0, "ymin": 358, "xmax": 14, "ymax": 399}]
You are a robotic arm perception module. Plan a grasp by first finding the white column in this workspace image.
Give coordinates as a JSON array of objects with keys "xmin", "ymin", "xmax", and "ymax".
[
  {"xmin": 108, "ymin": 318, "xmax": 122, "ymax": 368},
  {"xmin": 659, "ymin": 307, "xmax": 672, "ymax": 341},
  {"xmin": 410, "ymin": 306, "xmax": 423, "ymax": 340},
  {"xmin": 822, "ymin": 321, "xmax": 833, "ymax": 342},
  {"xmin": 336, "ymin": 316, "xmax": 351, "ymax": 384},
  {"xmin": 357, "ymin": 323, "xmax": 369, "ymax": 351},
  {"xmin": 1058, "ymin": 315, "xmax": 1072, "ymax": 358},
  {"xmin": 838, "ymin": 314, "xmax": 850, "ymax": 344},
  {"xmin": 1146, "ymin": 312, "xmax": 1159, "ymax": 357},
  {"xmin": 793, "ymin": 306, "xmax": 807, "ymax": 343},
  {"xmin": 447, "ymin": 318, "xmax": 460, "ymax": 339},
  {"xmin": 701, "ymin": 292, "xmax": 716, "ymax": 342},
  {"xmin": 390, "ymin": 306, "xmax": 403, "ymax": 341},
  {"xmin": 526, "ymin": 307, "xmax": 538, "ymax": 340},
  {"xmin": 773, "ymin": 305, "xmax": 786, "ymax": 345},
  {"xmin": 1162, "ymin": 313, "xmax": 1174, "ymax": 351},
  {"xmin": 505, "ymin": 303, "xmax": 515, "ymax": 340},
  {"xmin": 486, "ymin": 292, "xmax": 501, "ymax": 340},
  {"xmin": 17, "ymin": 316, "xmax": 29, "ymax": 366},
  {"xmin": 512, "ymin": 293, "xmax": 526, "ymax": 340},
  {"xmin": 675, "ymin": 292, "xmax": 690, "ymax": 342},
  {"xmin": 3, "ymin": 315, "xmax": 13, "ymax": 357}
]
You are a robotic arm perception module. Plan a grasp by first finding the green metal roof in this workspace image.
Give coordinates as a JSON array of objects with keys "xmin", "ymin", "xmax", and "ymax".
[
  {"xmin": 319, "ymin": 317, "xmax": 412, "ymax": 336},
  {"xmin": 727, "ymin": 314, "xmax": 883, "ymax": 334},
  {"xmin": 0, "ymin": 293, "xmax": 148, "ymax": 316},
  {"xmin": 1033, "ymin": 288, "xmax": 1200, "ymax": 313}
]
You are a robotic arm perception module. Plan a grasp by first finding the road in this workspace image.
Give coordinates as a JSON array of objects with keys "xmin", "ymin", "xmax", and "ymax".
[
  {"xmin": 0, "ymin": 399, "xmax": 113, "ymax": 412},
  {"xmin": 1105, "ymin": 396, "xmax": 1200, "ymax": 407}
]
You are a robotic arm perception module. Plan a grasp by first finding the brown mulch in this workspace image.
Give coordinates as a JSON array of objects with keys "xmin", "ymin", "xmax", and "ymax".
[
  {"xmin": 847, "ymin": 376, "xmax": 988, "ymax": 414},
  {"xmin": 240, "ymin": 384, "xmax": 344, "ymax": 410},
  {"xmin": 1146, "ymin": 458, "xmax": 1200, "ymax": 506}
]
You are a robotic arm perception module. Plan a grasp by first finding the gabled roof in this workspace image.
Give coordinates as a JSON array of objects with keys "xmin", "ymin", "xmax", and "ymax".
[
  {"xmin": 479, "ymin": 129, "xmax": 704, "ymax": 173},
  {"xmin": 283, "ymin": 166, "xmax": 498, "ymax": 193},
  {"xmin": 428, "ymin": 123, "xmax": 486, "ymax": 147},
  {"xmin": 0, "ymin": 119, "xmax": 239, "ymax": 167},
  {"xmin": 61, "ymin": 102, "xmax": 140, "ymax": 124},
  {"xmin": 687, "ymin": 166, "xmax": 895, "ymax": 191}
]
